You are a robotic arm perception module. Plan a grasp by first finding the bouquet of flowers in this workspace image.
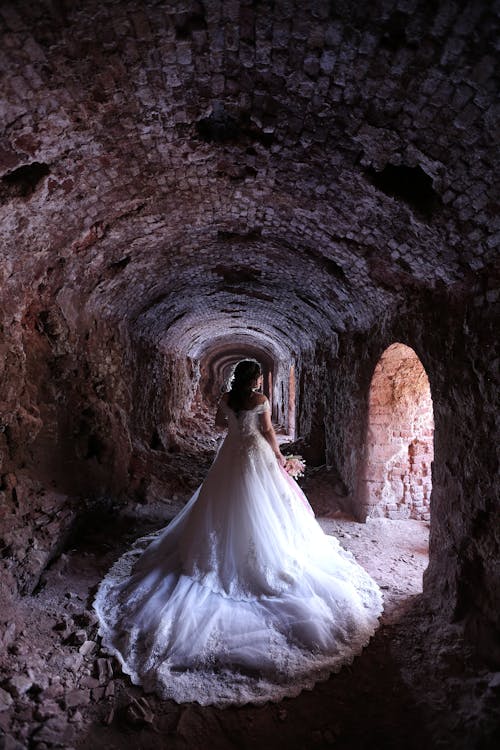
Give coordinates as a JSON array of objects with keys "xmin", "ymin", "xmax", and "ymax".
[{"xmin": 283, "ymin": 454, "xmax": 306, "ymax": 479}]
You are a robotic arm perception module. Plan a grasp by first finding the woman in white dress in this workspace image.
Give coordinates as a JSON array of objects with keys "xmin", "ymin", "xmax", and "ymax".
[{"xmin": 94, "ymin": 360, "xmax": 383, "ymax": 707}]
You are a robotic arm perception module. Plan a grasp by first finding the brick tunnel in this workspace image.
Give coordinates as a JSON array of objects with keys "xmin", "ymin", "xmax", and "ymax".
[{"xmin": 0, "ymin": 1, "xmax": 498, "ymax": 749}]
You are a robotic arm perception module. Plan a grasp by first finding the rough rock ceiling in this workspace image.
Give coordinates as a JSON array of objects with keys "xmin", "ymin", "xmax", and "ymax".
[{"xmin": 0, "ymin": 0, "xmax": 498, "ymax": 357}]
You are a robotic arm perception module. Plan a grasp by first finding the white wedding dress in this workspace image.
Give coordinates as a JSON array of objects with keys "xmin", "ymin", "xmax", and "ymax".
[{"xmin": 94, "ymin": 399, "xmax": 383, "ymax": 707}]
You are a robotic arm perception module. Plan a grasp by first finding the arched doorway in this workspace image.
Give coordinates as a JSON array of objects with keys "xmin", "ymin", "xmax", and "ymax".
[{"xmin": 363, "ymin": 343, "xmax": 434, "ymax": 520}]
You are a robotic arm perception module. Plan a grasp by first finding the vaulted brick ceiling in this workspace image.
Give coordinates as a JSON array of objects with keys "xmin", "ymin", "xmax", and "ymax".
[{"xmin": 0, "ymin": 0, "xmax": 497, "ymax": 358}]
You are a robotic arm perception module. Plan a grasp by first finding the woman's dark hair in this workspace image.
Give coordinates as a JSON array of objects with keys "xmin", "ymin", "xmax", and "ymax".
[{"xmin": 227, "ymin": 359, "xmax": 262, "ymax": 413}]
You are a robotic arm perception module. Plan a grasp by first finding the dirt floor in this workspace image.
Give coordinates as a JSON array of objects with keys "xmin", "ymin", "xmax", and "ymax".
[{"xmin": 0, "ymin": 488, "xmax": 499, "ymax": 750}]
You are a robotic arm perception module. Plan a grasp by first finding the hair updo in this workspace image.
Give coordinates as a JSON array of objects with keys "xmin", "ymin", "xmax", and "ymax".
[{"xmin": 227, "ymin": 359, "xmax": 262, "ymax": 413}]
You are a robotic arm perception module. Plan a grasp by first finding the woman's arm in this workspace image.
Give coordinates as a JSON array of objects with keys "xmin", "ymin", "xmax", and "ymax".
[{"xmin": 259, "ymin": 408, "xmax": 286, "ymax": 466}]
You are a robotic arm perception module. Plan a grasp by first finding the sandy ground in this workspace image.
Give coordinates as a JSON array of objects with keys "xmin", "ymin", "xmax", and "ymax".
[{"xmin": 0, "ymin": 492, "xmax": 498, "ymax": 750}]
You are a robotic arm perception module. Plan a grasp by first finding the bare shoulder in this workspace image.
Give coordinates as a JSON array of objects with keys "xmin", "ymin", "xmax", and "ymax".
[{"xmin": 252, "ymin": 393, "xmax": 267, "ymax": 406}]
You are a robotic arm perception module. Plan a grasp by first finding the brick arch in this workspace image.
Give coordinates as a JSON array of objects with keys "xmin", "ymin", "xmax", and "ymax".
[{"xmin": 363, "ymin": 343, "xmax": 434, "ymax": 520}]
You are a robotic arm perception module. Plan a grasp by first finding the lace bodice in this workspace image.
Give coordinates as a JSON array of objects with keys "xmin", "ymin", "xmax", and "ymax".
[
  {"xmin": 221, "ymin": 399, "xmax": 271, "ymax": 458},
  {"xmin": 222, "ymin": 399, "xmax": 269, "ymax": 435}
]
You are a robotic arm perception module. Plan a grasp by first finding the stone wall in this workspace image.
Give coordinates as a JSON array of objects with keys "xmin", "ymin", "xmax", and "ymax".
[{"xmin": 312, "ymin": 278, "xmax": 499, "ymax": 666}]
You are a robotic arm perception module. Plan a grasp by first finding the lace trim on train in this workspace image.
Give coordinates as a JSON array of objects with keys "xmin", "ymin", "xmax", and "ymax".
[{"xmin": 94, "ymin": 531, "xmax": 383, "ymax": 707}]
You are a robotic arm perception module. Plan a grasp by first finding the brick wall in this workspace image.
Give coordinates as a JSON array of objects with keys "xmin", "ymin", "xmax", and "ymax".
[{"xmin": 363, "ymin": 343, "xmax": 434, "ymax": 520}]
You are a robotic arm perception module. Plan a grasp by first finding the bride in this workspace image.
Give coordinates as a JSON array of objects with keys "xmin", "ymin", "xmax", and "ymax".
[{"xmin": 94, "ymin": 359, "xmax": 383, "ymax": 706}]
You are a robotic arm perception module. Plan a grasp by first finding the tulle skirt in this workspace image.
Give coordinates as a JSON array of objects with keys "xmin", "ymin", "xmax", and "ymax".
[{"xmin": 94, "ymin": 432, "xmax": 383, "ymax": 706}]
